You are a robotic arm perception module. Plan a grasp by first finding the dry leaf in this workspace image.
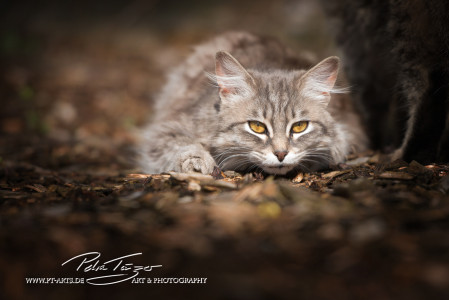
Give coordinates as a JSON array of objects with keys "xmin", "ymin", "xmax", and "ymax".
[
  {"xmin": 292, "ymin": 172, "xmax": 304, "ymax": 183},
  {"xmin": 378, "ymin": 172, "xmax": 414, "ymax": 180}
]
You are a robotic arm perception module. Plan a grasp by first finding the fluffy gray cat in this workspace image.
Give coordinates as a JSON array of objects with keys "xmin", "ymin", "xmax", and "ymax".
[{"xmin": 138, "ymin": 32, "xmax": 366, "ymax": 175}]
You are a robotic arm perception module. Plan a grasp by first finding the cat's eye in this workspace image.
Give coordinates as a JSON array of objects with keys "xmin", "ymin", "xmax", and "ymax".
[
  {"xmin": 248, "ymin": 121, "xmax": 267, "ymax": 134},
  {"xmin": 291, "ymin": 121, "xmax": 309, "ymax": 133}
]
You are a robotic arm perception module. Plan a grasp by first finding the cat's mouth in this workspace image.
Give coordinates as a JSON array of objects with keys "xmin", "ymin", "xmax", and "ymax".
[{"xmin": 261, "ymin": 164, "xmax": 295, "ymax": 175}]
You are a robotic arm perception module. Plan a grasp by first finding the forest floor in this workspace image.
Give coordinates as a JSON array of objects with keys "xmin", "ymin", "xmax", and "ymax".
[{"xmin": 2, "ymin": 1, "xmax": 449, "ymax": 299}]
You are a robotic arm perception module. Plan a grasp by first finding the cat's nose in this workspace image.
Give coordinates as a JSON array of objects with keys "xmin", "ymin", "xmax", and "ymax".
[{"xmin": 274, "ymin": 151, "xmax": 288, "ymax": 162}]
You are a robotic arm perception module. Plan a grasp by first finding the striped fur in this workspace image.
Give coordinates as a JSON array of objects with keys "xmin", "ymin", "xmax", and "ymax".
[{"xmin": 138, "ymin": 32, "xmax": 367, "ymax": 175}]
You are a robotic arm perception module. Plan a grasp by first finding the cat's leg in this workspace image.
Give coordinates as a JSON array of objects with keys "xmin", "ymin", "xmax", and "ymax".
[
  {"xmin": 388, "ymin": 0, "xmax": 449, "ymax": 163},
  {"xmin": 138, "ymin": 124, "xmax": 216, "ymax": 174},
  {"xmin": 323, "ymin": 0, "xmax": 449, "ymax": 162},
  {"xmin": 393, "ymin": 67, "xmax": 449, "ymax": 163}
]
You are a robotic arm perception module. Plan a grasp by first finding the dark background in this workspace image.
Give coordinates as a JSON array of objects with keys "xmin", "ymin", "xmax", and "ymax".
[
  {"xmin": 2, "ymin": 1, "xmax": 449, "ymax": 300},
  {"xmin": 0, "ymin": 0, "xmax": 331, "ymax": 163}
]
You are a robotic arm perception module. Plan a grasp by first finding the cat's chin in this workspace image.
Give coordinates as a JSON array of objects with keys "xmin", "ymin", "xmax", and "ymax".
[{"xmin": 261, "ymin": 165, "xmax": 295, "ymax": 175}]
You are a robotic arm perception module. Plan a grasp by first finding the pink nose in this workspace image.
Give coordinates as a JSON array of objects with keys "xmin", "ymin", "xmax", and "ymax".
[{"xmin": 274, "ymin": 151, "xmax": 288, "ymax": 162}]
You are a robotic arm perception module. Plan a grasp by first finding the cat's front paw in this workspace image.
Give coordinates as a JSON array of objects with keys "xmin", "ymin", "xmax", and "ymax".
[{"xmin": 177, "ymin": 148, "xmax": 216, "ymax": 174}]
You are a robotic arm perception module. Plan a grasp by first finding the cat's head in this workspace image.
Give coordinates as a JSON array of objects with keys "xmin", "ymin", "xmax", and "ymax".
[{"xmin": 210, "ymin": 51, "xmax": 348, "ymax": 175}]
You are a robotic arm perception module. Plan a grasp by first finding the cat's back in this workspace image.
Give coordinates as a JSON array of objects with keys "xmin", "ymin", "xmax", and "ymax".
[{"xmin": 154, "ymin": 32, "xmax": 314, "ymax": 118}]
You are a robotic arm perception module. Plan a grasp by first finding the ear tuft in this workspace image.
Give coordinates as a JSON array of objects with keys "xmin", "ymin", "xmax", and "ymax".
[
  {"xmin": 300, "ymin": 56, "xmax": 345, "ymax": 105},
  {"xmin": 214, "ymin": 51, "xmax": 254, "ymax": 99}
]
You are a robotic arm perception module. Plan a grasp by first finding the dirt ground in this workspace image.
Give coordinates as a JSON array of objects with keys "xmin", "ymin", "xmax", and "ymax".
[{"xmin": 1, "ymin": 1, "xmax": 449, "ymax": 299}]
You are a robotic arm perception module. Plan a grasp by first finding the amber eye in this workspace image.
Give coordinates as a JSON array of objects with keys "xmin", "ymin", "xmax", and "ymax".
[
  {"xmin": 291, "ymin": 121, "xmax": 309, "ymax": 133},
  {"xmin": 248, "ymin": 121, "xmax": 267, "ymax": 134}
]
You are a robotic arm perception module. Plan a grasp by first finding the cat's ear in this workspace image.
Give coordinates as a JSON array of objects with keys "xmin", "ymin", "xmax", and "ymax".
[
  {"xmin": 300, "ymin": 56, "xmax": 340, "ymax": 106},
  {"xmin": 215, "ymin": 51, "xmax": 255, "ymax": 100}
]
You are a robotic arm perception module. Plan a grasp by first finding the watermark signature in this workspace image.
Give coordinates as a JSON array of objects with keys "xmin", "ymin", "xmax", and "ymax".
[
  {"xmin": 25, "ymin": 252, "xmax": 207, "ymax": 286},
  {"xmin": 61, "ymin": 252, "xmax": 162, "ymax": 285}
]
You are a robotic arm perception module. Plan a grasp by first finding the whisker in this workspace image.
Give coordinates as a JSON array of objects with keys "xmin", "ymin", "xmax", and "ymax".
[{"xmin": 219, "ymin": 156, "xmax": 252, "ymax": 169}]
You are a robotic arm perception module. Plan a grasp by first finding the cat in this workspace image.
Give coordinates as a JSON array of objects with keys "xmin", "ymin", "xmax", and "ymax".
[
  {"xmin": 321, "ymin": 0, "xmax": 449, "ymax": 163},
  {"xmin": 138, "ymin": 31, "xmax": 367, "ymax": 175}
]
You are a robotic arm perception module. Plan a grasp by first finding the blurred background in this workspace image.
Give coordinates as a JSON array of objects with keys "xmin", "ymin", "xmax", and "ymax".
[
  {"xmin": 0, "ymin": 2, "xmax": 350, "ymax": 299},
  {"xmin": 4, "ymin": 3, "xmax": 449, "ymax": 300},
  {"xmin": 0, "ymin": 0, "xmax": 333, "ymax": 172}
]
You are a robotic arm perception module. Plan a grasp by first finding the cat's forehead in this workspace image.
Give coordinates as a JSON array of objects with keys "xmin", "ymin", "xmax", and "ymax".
[
  {"xmin": 251, "ymin": 70, "xmax": 304, "ymax": 90},
  {"xmin": 249, "ymin": 71, "xmax": 309, "ymax": 118}
]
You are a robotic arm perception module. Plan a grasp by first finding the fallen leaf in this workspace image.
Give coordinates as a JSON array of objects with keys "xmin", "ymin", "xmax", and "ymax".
[
  {"xmin": 292, "ymin": 172, "xmax": 304, "ymax": 183},
  {"xmin": 322, "ymin": 169, "xmax": 351, "ymax": 179},
  {"xmin": 257, "ymin": 201, "xmax": 282, "ymax": 218},
  {"xmin": 378, "ymin": 172, "xmax": 414, "ymax": 180}
]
